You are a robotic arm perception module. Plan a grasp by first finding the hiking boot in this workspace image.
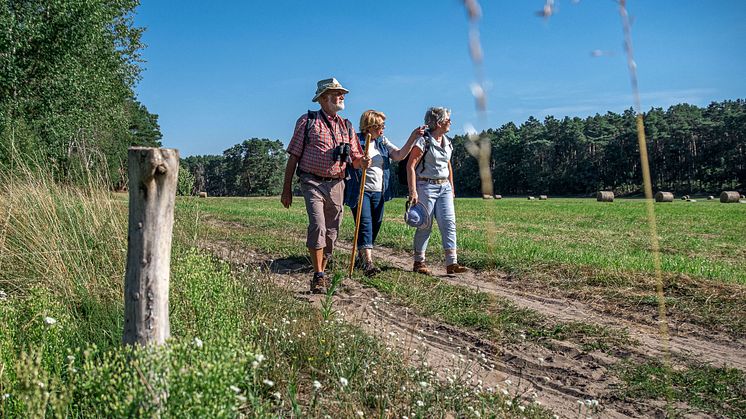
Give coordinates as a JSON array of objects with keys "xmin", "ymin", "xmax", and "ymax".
[
  {"xmin": 310, "ymin": 272, "xmax": 327, "ymax": 294},
  {"xmin": 446, "ymin": 263, "xmax": 469, "ymax": 274},
  {"xmin": 413, "ymin": 261, "xmax": 432, "ymax": 275},
  {"xmin": 363, "ymin": 262, "xmax": 381, "ymax": 277}
]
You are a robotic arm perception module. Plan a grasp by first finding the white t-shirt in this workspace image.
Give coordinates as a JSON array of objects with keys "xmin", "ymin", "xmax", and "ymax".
[{"xmin": 364, "ymin": 136, "xmax": 398, "ymax": 192}]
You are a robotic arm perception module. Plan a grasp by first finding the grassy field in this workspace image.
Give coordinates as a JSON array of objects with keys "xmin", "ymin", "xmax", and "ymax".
[
  {"xmin": 194, "ymin": 196, "xmax": 746, "ymax": 284},
  {"xmin": 0, "ymin": 172, "xmax": 552, "ymax": 417}
]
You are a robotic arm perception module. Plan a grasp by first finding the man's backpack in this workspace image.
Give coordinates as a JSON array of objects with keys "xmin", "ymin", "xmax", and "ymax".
[{"xmin": 397, "ymin": 134, "xmax": 431, "ymax": 185}]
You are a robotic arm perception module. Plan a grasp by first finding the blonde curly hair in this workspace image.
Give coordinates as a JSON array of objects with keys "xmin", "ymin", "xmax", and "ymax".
[{"xmin": 359, "ymin": 110, "xmax": 386, "ymax": 136}]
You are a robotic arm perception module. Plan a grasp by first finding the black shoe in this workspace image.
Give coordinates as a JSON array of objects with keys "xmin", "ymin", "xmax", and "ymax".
[
  {"xmin": 363, "ymin": 262, "xmax": 381, "ymax": 277},
  {"xmin": 310, "ymin": 272, "xmax": 327, "ymax": 294}
]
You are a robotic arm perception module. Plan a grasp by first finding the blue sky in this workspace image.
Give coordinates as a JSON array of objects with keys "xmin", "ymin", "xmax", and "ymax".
[{"xmin": 134, "ymin": 1, "xmax": 746, "ymax": 157}]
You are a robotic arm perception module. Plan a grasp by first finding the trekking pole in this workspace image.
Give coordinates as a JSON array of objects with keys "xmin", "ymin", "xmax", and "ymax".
[{"xmin": 349, "ymin": 133, "xmax": 372, "ymax": 277}]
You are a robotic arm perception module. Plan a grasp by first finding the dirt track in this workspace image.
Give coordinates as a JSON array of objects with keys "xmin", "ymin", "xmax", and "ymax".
[{"xmin": 200, "ymin": 223, "xmax": 745, "ymax": 418}]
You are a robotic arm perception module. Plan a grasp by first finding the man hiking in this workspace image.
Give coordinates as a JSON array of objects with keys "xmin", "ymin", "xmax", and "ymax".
[{"xmin": 281, "ymin": 78, "xmax": 370, "ymax": 294}]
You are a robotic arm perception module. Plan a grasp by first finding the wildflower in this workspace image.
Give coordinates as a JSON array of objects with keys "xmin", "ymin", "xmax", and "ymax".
[
  {"xmin": 313, "ymin": 380, "xmax": 322, "ymax": 390},
  {"xmin": 0, "ymin": 290, "xmax": 7, "ymax": 301},
  {"xmin": 356, "ymin": 411, "xmax": 364, "ymax": 417},
  {"xmin": 263, "ymin": 379, "xmax": 275, "ymax": 387},
  {"xmin": 254, "ymin": 354, "xmax": 266, "ymax": 363},
  {"xmin": 591, "ymin": 399, "xmax": 599, "ymax": 407},
  {"xmin": 2, "ymin": 393, "xmax": 9, "ymax": 400},
  {"xmin": 66, "ymin": 355, "xmax": 75, "ymax": 362},
  {"xmin": 193, "ymin": 337, "xmax": 203, "ymax": 349},
  {"xmin": 229, "ymin": 385, "xmax": 241, "ymax": 394},
  {"xmin": 416, "ymin": 400, "xmax": 424, "ymax": 407},
  {"xmin": 505, "ymin": 400, "xmax": 512, "ymax": 407},
  {"xmin": 251, "ymin": 361, "xmax": 259, "ymax": 368},
  {"xmin": 501, "ymin": 388, "xmax": 509, "ymax": 396},
  {"xmin": 272, "ymin": 391, "xmax": 281, "ymax": 399},
  {"xmin": 519, "ymin": 405, "xmax": 526, "ymax": 412},
  {"xmin": 419, "ymin": 381, "xmax": 428, "ymax": 388},
  {"xmin": 236, "ymin": 395, "xmax": 247, "ymax": 403},
  {"xmin": 339, "ymin": 377, "xmax": 348, "ymax": 387},
  {"xmin": 43, "ymin": 317, "xmax": 57, "ymax": 327}
]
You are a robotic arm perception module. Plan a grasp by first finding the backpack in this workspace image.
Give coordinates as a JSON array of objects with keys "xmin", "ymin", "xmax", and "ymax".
[{"xmin": 397, "ymin": 133, "xmax": 432, "ymax": 185}]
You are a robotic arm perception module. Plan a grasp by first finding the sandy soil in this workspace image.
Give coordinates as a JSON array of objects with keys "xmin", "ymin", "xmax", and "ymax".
[{"xmin": 199, "ymin": 220, "xmax": 745, "ymax": 418}]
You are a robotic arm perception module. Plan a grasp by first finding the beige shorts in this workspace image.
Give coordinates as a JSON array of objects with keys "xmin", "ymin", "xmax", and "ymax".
[{"xmin": 299, "ymin": 174, "xmax": 345, "ymax": 258}]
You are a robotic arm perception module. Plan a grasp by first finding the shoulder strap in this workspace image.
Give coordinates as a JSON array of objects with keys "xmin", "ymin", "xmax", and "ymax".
[
  {"xmin": 299, "ymin": 110, "xmax": 319, "ymax": 158},
  {"xmin": 417, "ymin": 133, "xmax": 432, "ymax": 173}
]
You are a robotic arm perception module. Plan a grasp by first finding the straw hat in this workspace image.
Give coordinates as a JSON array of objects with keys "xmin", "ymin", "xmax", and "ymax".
[
  {"xmin": 404, "ymin": 201, "xmax": 430, "ymax": 229},
  {"xmin": 312, "ymin": 77, "xmax": 349, "ymax": 102}
]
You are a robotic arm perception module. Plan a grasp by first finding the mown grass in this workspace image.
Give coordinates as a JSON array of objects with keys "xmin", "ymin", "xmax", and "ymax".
[
  {"xmin": 194, "ymin": 196, "xmax": 746, "ymax": 337},
  {"xmin": 0, "ymin": 168, "xmax": 552, "ymax": 417},
  {"xmin": 197, "ymin": 200, "xmax": 634, "ymax": 353},
  {"xmin": 197, "ymin": 196, "xmax": 746, "ymax": 284},
  {"xmin": 192, "ymin": 194, "xmax": 746, "ymax": 417},
  {"xmin": 617, "ymin": 360, "xmax": 746, "ymax": 418}
]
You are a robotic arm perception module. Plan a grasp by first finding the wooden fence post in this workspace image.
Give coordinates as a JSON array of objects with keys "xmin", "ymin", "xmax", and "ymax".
[{"xmin": 123, "ymin": 147, "xmax": 179, "ymax": 346}]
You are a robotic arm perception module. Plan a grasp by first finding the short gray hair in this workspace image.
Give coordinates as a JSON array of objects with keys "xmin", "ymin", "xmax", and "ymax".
[{"xmin": 424, "ymin": 107, "xmax": 451, "ymax": 130}]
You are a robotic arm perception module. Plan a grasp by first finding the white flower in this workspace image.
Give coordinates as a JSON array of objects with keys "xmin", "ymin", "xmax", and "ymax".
[
  {"xmin": 2, "ymin": 393, "xmax": 9, "ymax": 400},
  {"xmin": 251, "ymin": 361, "xmax": 259, "ymax": 368},
  {"xmin": 193, "ymin": 337, "xmax": 203, "ymax": 349},
  {"xmin": 229, "ymin": 385, "xmax": 241, "ymax": 394},
  {"xmin": 0, "ymin": 290, "xmax": 7, "ymax": 301},
  {"xmin": 356, "ymin": 411, "xmax": 364, "ymax": 417},
  {"xmin": 43, "ymin": 317, "xmax": 57, "ymax": 326},
  {"xmin": 501, "ymin": 388, "xmax": 509, "ymax": 395},
  {"xmin": 66, "ymin": 355, "xmax": 75, "ymax": 362},
  {"xmin": 519, "ymin": 405, "xmax": 526, "ymax": 412},
  {"xmin": 505, "ymin": 400, "xmax": 512, "ymax": 407},
  {"xmin": 254, "ymin": 354, "xmax": 266, "ymax": 363},
  {"xmin": 263, "ymin": 379, "xmax": 275, "ymax": 387},
  {"xmin": 591, "ymin": 399, "xmax": 599, "ymax": 407},
  {"xmin": 313, "ymin": 380, "xmax": 322, "ymax": 390},
  {"xmin": 419, "ymin": 381, "xmax": 428, "ymax": 388},
  {"xmin": 272, "ymin": 391, "xmax": 281, "ymax": 399},
  {"xmin": 339, "ymin": 377, "xmax": 349, "ymax": 387},
  {"xmin": 416, "ymin": 400, "xmax": 424, "ymax": 407},
  {"xmin": 236, "ymin": 395, "xmax": 247, "ymax": 403}
]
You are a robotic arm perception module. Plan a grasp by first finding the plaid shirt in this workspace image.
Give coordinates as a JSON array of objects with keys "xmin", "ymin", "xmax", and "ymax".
[{"xmin": 287, "ymin": 110, "xmax": 363, "ymax": 178}]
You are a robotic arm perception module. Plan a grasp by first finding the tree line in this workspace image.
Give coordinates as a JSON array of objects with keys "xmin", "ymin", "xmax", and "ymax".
[
  {"xmin": 0, "ymin": 0, "xmax": 162, "ymax": 186},
  {"xmin": 182, "ymin": 100, "xmax": 745, "ymax": 198},
  {"xmin": 449, "ymin": 100, "xmax": 745, "ymax": 197}
]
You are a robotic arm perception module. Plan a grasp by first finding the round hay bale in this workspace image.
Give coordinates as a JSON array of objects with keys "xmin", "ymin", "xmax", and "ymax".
[
  {"xmin": 539, "ymin": 195, "xmax": 548, "ymax": 200},
  {"xmin": 707, "ymin": 196, "xmax": 714, "ymax": 200},
  {"xmin": 527, "ymin": 196, "xmax": 536, "ymax": 200},
  {"xmin": 655, "ymin": 191, "xmax": 674, "ymax": 202},
  {"xmin": 720, "ymin": 191, "xmax": 740, "ymax": 203},
  {"xmin": 482, "ymin": 194, "xmax": 493, "ymax": 199},
  {"xmin": 494, "ymin": 194, "xmax": 502, "ymax": 200},
  {"xmin": 597, "ymin": 191, "xmax": 614, "ymax": 202},
  {"xmin": 199, "ymin": 191, "xmax": 208, "ymax": 198}
]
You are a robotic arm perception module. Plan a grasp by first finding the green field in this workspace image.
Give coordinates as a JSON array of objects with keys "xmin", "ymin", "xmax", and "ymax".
[{"xmin": 194, "ymin": 196, "xmax": 746, "ymax": 284}]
